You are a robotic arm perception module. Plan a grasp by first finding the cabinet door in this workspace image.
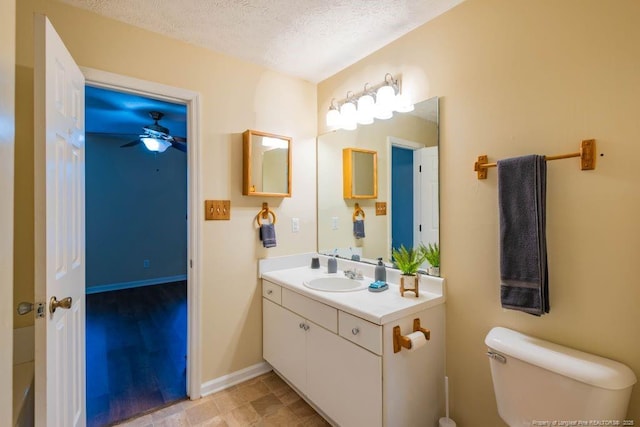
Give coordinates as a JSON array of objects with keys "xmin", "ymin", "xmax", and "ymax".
[
  {"xmin": 263, "ymin": 299, "xmax": 307, "ymax": 394},
  {"xmin": 307, "ymin": 323, "xmax": 382, "ymax": 427}
]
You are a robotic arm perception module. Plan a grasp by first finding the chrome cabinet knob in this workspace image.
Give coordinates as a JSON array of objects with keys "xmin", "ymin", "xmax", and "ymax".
[
  {"xmin": 267, "ymin": 290, "xmax": 273, "ymax": 295},
  {"xmin": 299, "ymin": 322, "xmax": 305, "ymax": 329},
  {"xmin": 352, "ymin": 327, "xmax": 360, "ymax": 335}
]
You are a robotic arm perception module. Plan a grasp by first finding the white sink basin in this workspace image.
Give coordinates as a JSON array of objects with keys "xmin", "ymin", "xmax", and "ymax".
[{"xmin": 303, "ymin": 276, "xmax": 368, "ymax": 292}]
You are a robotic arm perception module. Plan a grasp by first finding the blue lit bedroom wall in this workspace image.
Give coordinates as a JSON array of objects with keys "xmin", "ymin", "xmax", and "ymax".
[{"xmin": 85, "ymin": 87, "xmax": 187, "ymax": 292}]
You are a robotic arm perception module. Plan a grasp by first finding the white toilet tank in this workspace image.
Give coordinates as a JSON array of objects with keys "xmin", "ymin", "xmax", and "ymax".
[{"xmin": 485, "ymin": 327, "xmax": 636, "ymax": 427}]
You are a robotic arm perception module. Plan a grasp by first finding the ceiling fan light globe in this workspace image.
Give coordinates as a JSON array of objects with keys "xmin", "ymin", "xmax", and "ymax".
[{"xmin": 141, "ymin": 137, "xmax": 171, "ymax": 153}]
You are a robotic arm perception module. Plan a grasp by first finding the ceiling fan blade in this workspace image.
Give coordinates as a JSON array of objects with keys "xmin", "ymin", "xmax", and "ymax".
[
  {"xmin": 172, "ymin": 135, "xmax": 187, "ymax": 143},
  {"xmin": 171, "ymin": 141, "xmax": 187, "ymax": 152},
  {"xmin": 120, "ymin": 139, "xmax": 141, "ymax": 148}
]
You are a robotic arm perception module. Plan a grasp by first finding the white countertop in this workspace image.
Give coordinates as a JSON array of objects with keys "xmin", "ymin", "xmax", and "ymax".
[{"xmin": 261, "ymin": 263, "xmax": 445, "ymax": 325}]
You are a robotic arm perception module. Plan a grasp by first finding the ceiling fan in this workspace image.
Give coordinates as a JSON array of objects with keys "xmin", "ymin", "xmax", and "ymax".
[{"xmin": 120, "ymin": 111, "xmax": 187, "ymax": 153}]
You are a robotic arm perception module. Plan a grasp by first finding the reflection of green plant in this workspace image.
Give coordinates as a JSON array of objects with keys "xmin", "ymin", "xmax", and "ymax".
[
  {"xmin": 392, "ymin": 245, "xmax": 426, "ymax": 275},
  {"xmin": 420, "ymin": 242, "xmax": 440, "ymax": 268}
]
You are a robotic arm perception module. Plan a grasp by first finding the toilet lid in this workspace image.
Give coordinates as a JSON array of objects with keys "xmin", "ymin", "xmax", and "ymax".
[{"xmin": 485, "ymin": 327, "xmax": 637, "ymax": 390}]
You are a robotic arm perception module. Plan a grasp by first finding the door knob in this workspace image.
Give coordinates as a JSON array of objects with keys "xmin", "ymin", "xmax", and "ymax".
[{"xmin": 49, "ymin": 296, "xmax": 72, "ymax": 314}]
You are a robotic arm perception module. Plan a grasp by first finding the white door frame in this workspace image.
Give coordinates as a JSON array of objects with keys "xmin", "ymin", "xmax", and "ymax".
[
  {"xmin": 0, "ymin": 0, "xmax": 15, "ymax": 424},
  {"xmin": 81, "ymin": 67, "xmax": 202, "ymax": 399}
]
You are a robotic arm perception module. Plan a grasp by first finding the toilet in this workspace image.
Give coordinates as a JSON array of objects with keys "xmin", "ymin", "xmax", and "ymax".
[{"xmin": 485, "ymin": 327, "xmax": 636, "ymax": 426}]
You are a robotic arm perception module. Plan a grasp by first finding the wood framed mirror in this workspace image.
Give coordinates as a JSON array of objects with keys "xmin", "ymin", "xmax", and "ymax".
[
  {"xmin": 243, "ymin": 129, "xmax": 292, "ymax": 197},
  {"xmin": 343, "ymin": 147, "xmax": 377, "ymax": 199}
]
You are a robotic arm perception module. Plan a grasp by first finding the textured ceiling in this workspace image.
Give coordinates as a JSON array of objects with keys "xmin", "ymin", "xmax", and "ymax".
[{"xmin": 59, "ymin": 0, "xmax": 464, "ymax": 83}]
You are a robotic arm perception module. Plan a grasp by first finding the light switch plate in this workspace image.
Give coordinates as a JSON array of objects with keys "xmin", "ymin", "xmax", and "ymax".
[
  {"xmin": 291, "ymin": 217, "xmax": 300, "ymax": 233},
  {"xmin": 205, "ymin": 200, "xmax": 231, "ymax": 220},
  {"xmin": 375, "ymin": 202, "xmax": 387, "ymax": 216}
]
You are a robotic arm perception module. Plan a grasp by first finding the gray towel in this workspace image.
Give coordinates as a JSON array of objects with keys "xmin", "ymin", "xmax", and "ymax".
[
  {"xmin": 353, "ymin": 219, "xmax": 365, "ymax": 239},
  {"xmin": 260, "ymin": 223, "xmax": 277, "ymax": 248},
  {"xmin": 498, "ymin": 154, "xmax": 549, "ymax": 316}
]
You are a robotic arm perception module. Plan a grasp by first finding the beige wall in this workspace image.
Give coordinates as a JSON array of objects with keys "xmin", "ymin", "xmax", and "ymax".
[
  {"xmin": 319, "ymin": 0, "xmax": 640, "ymax": 424},
  {"xmin": 1, "ymin": 0, "xmax": 16, "ymax": 423},
  {"xmin": 15, "ymin": 0, "xmax": 316, "ymax": 385}
]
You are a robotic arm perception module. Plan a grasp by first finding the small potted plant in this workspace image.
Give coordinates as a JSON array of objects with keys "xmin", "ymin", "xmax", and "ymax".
[
  {"xmin": 391, "ymin": 245, "xmax": 427, "ymax": 297},
  {"xmin": 420, "ymin": 242, "xmax": 440, "ymax": 277}
]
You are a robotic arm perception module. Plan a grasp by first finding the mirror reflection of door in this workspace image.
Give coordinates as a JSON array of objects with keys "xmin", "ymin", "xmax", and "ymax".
[
  {"xmin": 391, "ymin": 146, "xmax": 414, "ymax": 252},
  {"xmin": 390, "ymin": 141, "xmax": 439, "ymax": 260}
]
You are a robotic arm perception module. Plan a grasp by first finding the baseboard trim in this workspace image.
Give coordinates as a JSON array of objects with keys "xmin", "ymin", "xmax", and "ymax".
[
  {"xmin": 86, "ymin": 274, "xmax": 187, "ymax": 294},
  {"xmin": 200, "ymin": 362, "xmax": 272, "ymax": 397}
]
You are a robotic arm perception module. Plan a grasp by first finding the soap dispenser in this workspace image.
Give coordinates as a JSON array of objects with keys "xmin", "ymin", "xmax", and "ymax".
[{"xmin": 375, "ymin": 257, "xmax": 386, "ymax": 283}]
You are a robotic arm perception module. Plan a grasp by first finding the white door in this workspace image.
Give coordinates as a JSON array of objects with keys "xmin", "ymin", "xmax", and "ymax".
[
  {"xmin": 34, "ymin": 15, "xmax": 86, "ymax": 427},
  {"xmin": 417, "ymin": 146, "xmax": 439, "ymax": 247}
]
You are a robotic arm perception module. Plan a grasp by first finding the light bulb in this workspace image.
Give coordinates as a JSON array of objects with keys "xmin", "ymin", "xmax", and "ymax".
[
  {"xmin": 356, "ymin": 94, "xmax": 375, "ymax": 125},
  {"xmin": 340, "ymin": 101, "xmax": 357, "ymax": 130},
  {"xmin": 141, "ymin": 137, "xmax": 171, "ymax": 153},
  {"xmin": 326, "ymin": 107, "xmax": 341, "ymax": 128},
  {"xmin": 394, "ymin": 92, "xmax": 414, "ymax": 113},
  {"xmin": 374, "ymin": 85, "xmax": 395, "ymax": 120}
]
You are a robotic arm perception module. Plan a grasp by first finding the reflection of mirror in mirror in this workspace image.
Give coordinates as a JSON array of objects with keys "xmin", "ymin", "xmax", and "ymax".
[
  {"xmin": 317, "ymin": 97, "xmax": 439, "ymax": 264},
  {"xmin": 243, "ymin": 130, "xmax": 291, "ymax": 197},
  {"xmin": 343, "ymin": 148, "xmax": 377, "ymax": 199}
]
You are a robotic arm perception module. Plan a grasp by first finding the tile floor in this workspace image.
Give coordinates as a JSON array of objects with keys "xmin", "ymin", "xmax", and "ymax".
[{"xmin": 114, "ymin": 371, "xmax": 331, "ymax": 427}]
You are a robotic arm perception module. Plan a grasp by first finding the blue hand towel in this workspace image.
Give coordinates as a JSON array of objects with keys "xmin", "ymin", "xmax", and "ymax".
[
  {"xmin": 498, "ymin": 154, "xmax": 548, "ymax": 316},
  {"xmin": 259, "ymin": 223, "xmax": 277, "ymax": 248},
  {"xmin": 353, "ymin": 219, "xmax": 365, "ymax": 239}
]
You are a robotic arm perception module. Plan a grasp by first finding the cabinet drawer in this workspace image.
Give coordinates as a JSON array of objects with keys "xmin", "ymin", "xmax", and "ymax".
[
  {"xmin": 282, "ymin": 288, "xmax": 337, "ymax": 333},
  {"xmin": 338, "ymin": 311, "xmax": 382, "ymax": 355},
  {"xmin": 262, "ymin": 281, "xmax": 282, "ymax": 305}
]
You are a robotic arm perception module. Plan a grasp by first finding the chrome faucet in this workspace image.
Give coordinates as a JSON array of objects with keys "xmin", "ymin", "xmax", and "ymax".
[{"xmin": 343, "ymin": 268, "xmax": 363, "ymax": 280}]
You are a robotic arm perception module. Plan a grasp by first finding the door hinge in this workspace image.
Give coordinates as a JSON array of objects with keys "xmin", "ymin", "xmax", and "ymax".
[
  {"xmin": 419, "ymin": 165, "xmax": 422, "ymax": 172},
  {"xmin": 419, "ymin": 224, "xmax": 422, "ymax": 232}
]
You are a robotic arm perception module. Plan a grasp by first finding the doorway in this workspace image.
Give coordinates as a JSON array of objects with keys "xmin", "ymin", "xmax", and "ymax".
[
  {"xmin": 84, "ymin": 85, "xmax": 188, "ymax": 425},
  {"xmin": 81, "ymin": 69, "xmax": 202, "ymax": 425}
]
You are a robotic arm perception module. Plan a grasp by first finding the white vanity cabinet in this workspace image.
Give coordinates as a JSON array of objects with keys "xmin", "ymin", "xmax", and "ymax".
[
  {"xmin": 262, "ymin": 278, "xmax": 445, "ymax": 427},
  {"xmin": 263, "ymin": 285, "xmax": 382, "ymax": 426}
]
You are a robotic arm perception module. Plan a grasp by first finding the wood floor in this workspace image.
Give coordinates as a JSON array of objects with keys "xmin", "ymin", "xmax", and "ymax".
[
  {"xmin": 86, "ymin": 281, "xmax": 188, "ymax": 427},
  {"xmin": 115, "ymin": 371, "xmax": 329, "ymax": 427}
]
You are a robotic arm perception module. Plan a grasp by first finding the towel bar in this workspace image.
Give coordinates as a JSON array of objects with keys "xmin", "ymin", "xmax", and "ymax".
[{"xmin": 474, "ymin": 139, "xmax": 596, "ymax": 179}]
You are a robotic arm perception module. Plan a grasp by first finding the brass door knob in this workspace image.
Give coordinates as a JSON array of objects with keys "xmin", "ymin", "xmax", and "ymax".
[{"xmin": 49, "ymin": 296, "xmax": 72, "ymax": 314}]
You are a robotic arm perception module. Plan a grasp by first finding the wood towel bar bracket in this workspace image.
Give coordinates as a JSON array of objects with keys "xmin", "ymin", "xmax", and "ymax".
[
  {"xmin": 256, "ymin": 202, "xmax": 277, "ymax": 226},
  {"xmin": 474, "ymin": 139, "xmax": 596, "ymax": 180}
]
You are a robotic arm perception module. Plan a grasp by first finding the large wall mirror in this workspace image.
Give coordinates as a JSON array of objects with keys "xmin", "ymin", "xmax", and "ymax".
[
  {"xmin": 243, "ymin": 129, "xmax": 292, "ymax": 197},
  {"xmin": 317, "ymin": 96, "xmax": 439, "ymax": 263}
]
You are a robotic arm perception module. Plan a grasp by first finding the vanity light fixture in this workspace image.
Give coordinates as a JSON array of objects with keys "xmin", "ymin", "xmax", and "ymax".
[
  {"xmin": 339, "ymin": 91, "xmax": 358, "ymax": 131},
  {"xmin": 141, "ymin": 137, "xmax": 171, "ymax": 153},
  {"xmin": 326, "ymin": 98, "xmax": 341, "ymax": 128},
  {"xmin": 356, "ymin": 84, "xmax": 375, "ymax": 125},
  {"xmin": 325, "ymin": 73, "xmax": 413, "ymax": 131}
]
